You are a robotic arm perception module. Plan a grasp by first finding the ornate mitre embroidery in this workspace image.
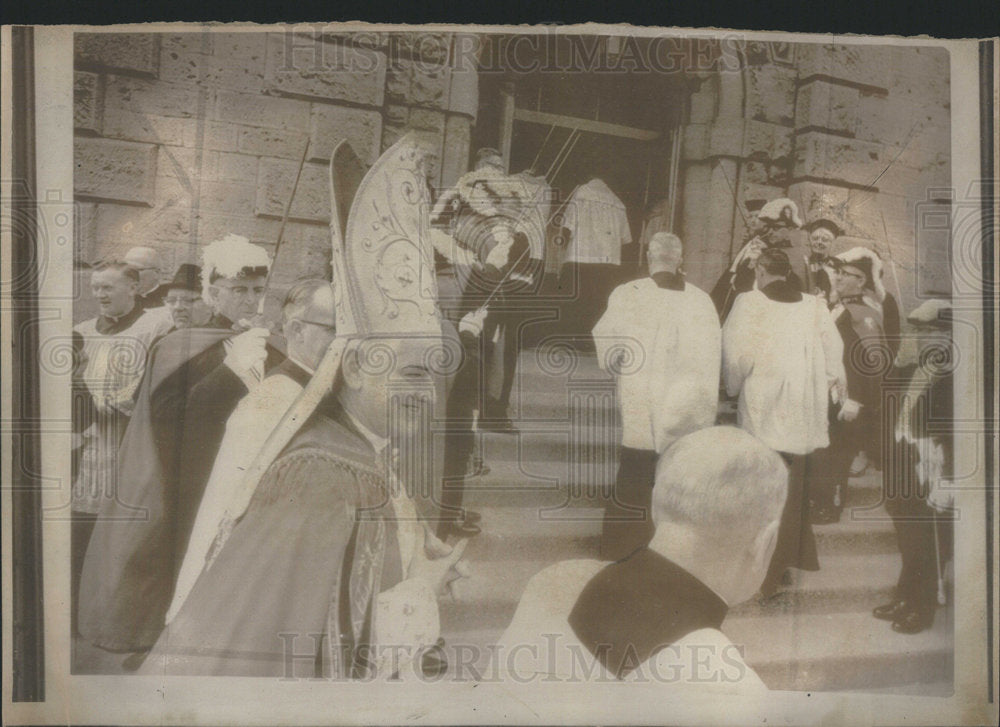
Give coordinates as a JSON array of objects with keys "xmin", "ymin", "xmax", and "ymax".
[{"xmin": 330, "ymin": 133, "xmax": 443, "ymax": 337}]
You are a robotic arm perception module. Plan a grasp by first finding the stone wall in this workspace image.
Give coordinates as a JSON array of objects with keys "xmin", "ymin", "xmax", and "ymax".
[
  {"xmin": 679, "ymin": 41, "xmax": 951, "ymax": 315},
  {"xmin": 73, "ymin": 31, "xmax": 477, "ymax": 318}
]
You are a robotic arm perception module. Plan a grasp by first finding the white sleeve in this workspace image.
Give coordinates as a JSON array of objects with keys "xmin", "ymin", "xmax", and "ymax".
[
  {"xmin": 591, "ymin": 286, "xmax": 635, "ymax": 372},
  {"xmin": 721, "ymin": 294, "xmax": 752, "ymax": 397}
]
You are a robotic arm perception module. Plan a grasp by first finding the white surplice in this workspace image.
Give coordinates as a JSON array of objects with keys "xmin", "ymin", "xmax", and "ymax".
[
  {"xmin": 592, "ymin": 277, "xmax": 721, "ymax": 453},
  {"xmin": 722, "ymin": 289, "xmax": 845, "ymax": 455}
]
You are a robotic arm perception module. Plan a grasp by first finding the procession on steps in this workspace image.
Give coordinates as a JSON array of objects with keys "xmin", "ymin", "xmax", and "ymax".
[{"xmin": 70, "ymin": 127, "xmax": 955, "ymax": 691}]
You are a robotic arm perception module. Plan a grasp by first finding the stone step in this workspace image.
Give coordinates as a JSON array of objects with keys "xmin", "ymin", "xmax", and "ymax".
[
  {"xmin": 455, "ymin": 504, "xmax": 897, "ymax": 562},
  {"xmin": 439, "ymin": 608, "xmax": 953, "ymax": 693},
  {"xmin": 441, "ymin": 552, "xmax": 904, "ymax": 635},
  {"xmin": 726, "ymin": 608, "xmax": 954, "ymax": 692}
]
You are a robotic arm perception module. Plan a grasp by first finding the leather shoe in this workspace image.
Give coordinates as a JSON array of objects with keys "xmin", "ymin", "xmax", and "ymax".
[
  {"xmin": 463, "ymin": 509, "xmax": 482, "ymax": 525},
  {"xmin": 891, "ymin": 608, "xmax": 934, "ymax": 634},
  {"xmin": 873, "ymin": 599, "xmax": 909, "ymax": 621},
  {"xmin": 811, "ymin": 506, "xmax": 841, "ymax": 525}
]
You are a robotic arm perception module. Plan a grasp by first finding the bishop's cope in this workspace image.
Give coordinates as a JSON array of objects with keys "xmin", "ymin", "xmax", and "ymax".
[{"xmin": 80, "ymin": 135, "xmax": 470, "ymax": 678}]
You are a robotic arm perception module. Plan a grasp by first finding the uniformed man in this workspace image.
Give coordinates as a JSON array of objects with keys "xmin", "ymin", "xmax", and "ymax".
[
  {"xmin": 807, "ymin": 251, "xmax": 889, "ymax": 524},
  {"xmin": 873, "ymin": 299, "xmax": 954, "ymax": 634}
]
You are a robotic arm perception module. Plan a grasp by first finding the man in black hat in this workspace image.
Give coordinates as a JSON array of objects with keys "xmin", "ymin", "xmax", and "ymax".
[
  {"xmin": 161, "ymin": 263, "xmax": 208, "ymax": 332},
  {"xmin": 873, "ymin": 299, "xmax": 954, "ymax": 634}
]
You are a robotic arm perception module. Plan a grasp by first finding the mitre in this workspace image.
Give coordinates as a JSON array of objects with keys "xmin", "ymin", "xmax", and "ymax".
[{"xmin": 329, "ymin": 132, "xmax": 444, "ymax": 338}]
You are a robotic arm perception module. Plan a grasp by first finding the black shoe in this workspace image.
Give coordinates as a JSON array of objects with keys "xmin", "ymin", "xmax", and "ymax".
[
  {"xmin": 873, "ymin": 599, "xmax": 909, "ymax": 621},
  {"xmin": 891, "ymin": 608, "xmax": 934, "ymax": 634},
  {"xmin": 811, "ymin": 506, "xmax": 841, "ymax": 525},
  {"xmin": 463, "ymin": 510, "xmax": 482, "ymax": 526},
  {"xmin": 440, "ymin": 520, "xmax": 482, "ymax": 538}
]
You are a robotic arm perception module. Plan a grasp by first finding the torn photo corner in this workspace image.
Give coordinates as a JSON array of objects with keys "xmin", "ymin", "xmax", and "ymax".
[{"xmin": 1, "ymin": 20, "xmax": 997, "ymax": 727}]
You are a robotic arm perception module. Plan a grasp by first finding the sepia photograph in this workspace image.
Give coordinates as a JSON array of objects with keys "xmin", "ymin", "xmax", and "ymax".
[{"xmin": 2, "ymin": 20, "xmax": 997, "ymax": 725}]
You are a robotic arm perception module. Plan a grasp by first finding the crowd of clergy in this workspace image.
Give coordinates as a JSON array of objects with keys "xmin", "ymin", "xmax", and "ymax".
[{"xmin": 69, "ymin": 145, "xmax": 955, "ymax": 686}]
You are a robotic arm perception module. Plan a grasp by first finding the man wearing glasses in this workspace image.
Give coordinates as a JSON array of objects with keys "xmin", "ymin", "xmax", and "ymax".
[{"xmin": 161, "ymin": 263, "xmax": 210, "ymax": 332}]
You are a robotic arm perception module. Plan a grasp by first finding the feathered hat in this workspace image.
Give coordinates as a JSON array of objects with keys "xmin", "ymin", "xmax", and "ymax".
[{"xmin": 835, "ymin": 246, "xmax": 886, "ymax": 301}]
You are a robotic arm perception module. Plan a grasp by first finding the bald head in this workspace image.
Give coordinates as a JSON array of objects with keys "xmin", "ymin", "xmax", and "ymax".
[
  {"xmin": 652, "ymin": 426, "xmax": 786, "ymax": 545},
  {"xmin": 124, "ymin": 246, "xmax": 164, "ymax": 295},
  {"xmin": 647, "ymin": 232, "xmax": 683, "ymax": 274}
]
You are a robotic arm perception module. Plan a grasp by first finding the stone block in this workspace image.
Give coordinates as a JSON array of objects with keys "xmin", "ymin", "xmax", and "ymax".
[
  {"xmin": 795, "ymin": 80, "xmax": 861, "ymax": 136},
  {"xmin": 390, "ymin": 33, "xmax": 451, "ymax": 64},
  {"xmin": 94, "ymin": 202, "xmax": 193, "ymax": 256},
  {"xmin": 76, "ymin": 33, "xmax": 159, "ymax": 76},
  {"xmin": 197, "ymin": 179, "xmax": 258, "ymax": 217},
  {"xmin": 793, "ymin": 131, "xmax": 882, "ymax": 188},
  {"xmin": 386, "ymin": 57, "xmax": 452, "ymax": 110},
  {"xmin": 156, "ymin": 146, "xmax": 219, "ymax": 184},
  {"xmin": 440, "ymin": 114, "xmax": 471, "ymax": 188},
  {"xmin": 688, "ymin": 87, "xmax": 716, "ymax": 124},
  {"xmin": 268, "ymin": 222, "xmax": 333, "ymax": 285},
  {"xmin": 853, "ymin": 93, "xmax": 890, "ymax": 143},
  {"xmin": 408, "ymin": 108, "xmax": 446, "ymax": 135},
  {"xmin": 159, "ymin": 44, "xmax": 266, "ymax": 94},
  {"xmin": 238, "ymin": 127, "xmax": 311, "ymax": 160},
  {"xmin": 255, "ymin": 158, "xmax": 330, "ymax": 224},
  {"xmin": 265, "ymin": 33, "xmax": 386, "ymax": 107},
  {"xmin": 75, "ymin": 202, "xmax": 99, "ymax": 262},
  {"xmin": 447, "ymin": 61, "xmax": 479, "ymax": 119},
  {"xmin": 182, "ymin": 120, "xmax": 240, "ymax": 152},
  {"xmin": 104, "ymin": 75, "xmax": 205, "ymax": 119},
  {"xmin": 681, "ymin": 124, "xmax": 709, "ymax": 160},
  {"xmin": 745, "ymin": 66, "xmax": 797, "ymax": 126},
  {"xmin": 708, "ymin": 120, "xmax": 744, "ymax": 158},
  {"xmin": 797, "ymin": 44, "xmax": 890, "ymax": 92},
  {"xmin": 102, "ymin": 109, "xmax": 189, "ymax": 146},
  {"xmin": 74, "ymin": 71, "xmax": 103, "ymax": 134},
  {"xmin": 194, "ymin": 213, "xmax": 280, "ymax": 248},
  {"xmin": 216, "ymin": 153, "xmax": 260, "ymax": 183},
  {"xmin": 161, "ymin": 33, "xmax": 214, "ymax": 57},
  {"xmin": 75, "ymin": 138, "xmax": 158, "ymax": 206},
  {"xmin": 309, "ymin": 104, "xmax": 383, "ymax": 165},
  {"xmin": 215, "ymin": 89, "xmax": 310, "ymax": 131}
]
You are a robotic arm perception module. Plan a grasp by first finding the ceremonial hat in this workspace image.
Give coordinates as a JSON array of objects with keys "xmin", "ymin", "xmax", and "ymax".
[
  {"xmin": 835, "ymin": 247, "xmax": 885, "ymax": 299},
  {"xmin": 329, "ymin": 132, "xmax": 445, "ymax": 338},
  {"xmin": 758, "ymin": 198, "xmax": 803, "ymax": 228},
  {"xmin": 165, "ymin": 263, "xmax": 202, "ymax": 292}
]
